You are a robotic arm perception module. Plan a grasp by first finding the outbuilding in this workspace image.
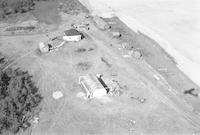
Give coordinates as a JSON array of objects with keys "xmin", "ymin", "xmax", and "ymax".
[
  {"xmin": 63, "ymin": 29, "xmax": 83, "ymax": 42},
  {"xmin": 79, "ymin": 74, "xmax": 107, "ymax": 99},
  {"xmin": 93, "ymin": 16, "xmax": 111, "ymax": 30},
  {"xmin": 39, "ymin": 42, "xmax": 49, "ymax": 53},
  {"xmin": 112, "ymin": 32, "xmax": 122, "ymax": 38}
]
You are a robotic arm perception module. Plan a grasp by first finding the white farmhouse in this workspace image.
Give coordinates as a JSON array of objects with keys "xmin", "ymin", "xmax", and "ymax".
[
  {"xmin": 79, "ymin": 74, "xmax": 107, "ymax": 99},
  {"xmin": 63, "ymin": 29, "xmax": 83, "ymax": 42}
]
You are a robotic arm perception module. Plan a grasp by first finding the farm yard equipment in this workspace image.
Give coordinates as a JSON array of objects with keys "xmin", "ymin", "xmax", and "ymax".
[
  {"xmin": 132, "ymin": 50, "xmax": 142, "ymax": 59},
  {"xmin": 130, "ymin": 96, "xmax": 146, "ymax": 103},
  {"xmin": 101, "ymin": 57, "xmax": 112, "ymax": 68},
  {"xmin": 108, "ymin": 79, "xmax": 127, "ymax": 96},
  {"xmin": 71, "ymin": 23, "xmax": 90, "ymax": 30},
  {"xmin": 122, "ymin": 50, "xmax": 142, "ymax": 59},
  {"xmin": 121, "ymin": 42, "xmax": 134, "ymax": 50}
]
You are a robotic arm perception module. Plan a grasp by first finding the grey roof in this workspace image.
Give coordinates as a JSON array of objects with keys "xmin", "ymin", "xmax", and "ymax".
[{"xmin": 64, "ymin": 29, "xmax": 81, "ymax": 36}]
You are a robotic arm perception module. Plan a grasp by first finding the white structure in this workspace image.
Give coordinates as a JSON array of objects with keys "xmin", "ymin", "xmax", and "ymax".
[
  {"xmin": 63, "ymin": 29, "xmax": 82, "ymax": 42},
  {"xmin": 79, "ymin": 74, "xmax": 107, "ymax": 99},
  {"xmin": 39, "ymin": 42, "xmax": 49, "ymax": 53},
  {"xmin": 112, "ymin": 32, "xmax": 121, "ymax": 38},
  {"xmin": 52, "ymin": 91, "xmax": 63, "ymax": 100}
]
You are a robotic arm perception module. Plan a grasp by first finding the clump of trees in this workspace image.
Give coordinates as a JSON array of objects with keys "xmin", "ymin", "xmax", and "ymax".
[
  {"xmin": 0, "ymin": 0, "xmax": 35, "ymax": 16},
  {"xmin": 0, "ymin": 0, "xmax": 49, "ymax": 18},
  {"xmin": 0, "ymin": 68, "xmax": 43, "ymax": 134},
  {"xmin": 58, "ymin": 0, "xmax": 89, "ymax": 15}
]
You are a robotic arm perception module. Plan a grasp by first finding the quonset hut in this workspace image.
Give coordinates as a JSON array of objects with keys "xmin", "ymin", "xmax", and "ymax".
[{"xmin": 79, "ymin": 74, "xmax": 107, "ymax": 99}]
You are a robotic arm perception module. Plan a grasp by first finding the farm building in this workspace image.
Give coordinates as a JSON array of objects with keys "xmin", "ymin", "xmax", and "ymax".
[
  {"xmin": 79, "ymin": 74, "xmax": 107, "ymax": 99},
  {"xmin": 39, "ymin": 42, "xmax": 49, "ymax": 53},
  {"xmin": 112, "ymin": 32, "xmax": 122, "ymax": 38},
  {"xmin": 63, "ymin": 29, "xmax": 83, "ymax": 42},
  {"xmin": 93, "ymin": 16, "xmax": 111, "ymax": 30}
]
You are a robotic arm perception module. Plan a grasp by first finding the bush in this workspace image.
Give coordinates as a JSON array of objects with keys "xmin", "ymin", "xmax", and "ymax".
[{"xmin": 0, "ymin": 68, "xmax": 43, "ymax": 134}]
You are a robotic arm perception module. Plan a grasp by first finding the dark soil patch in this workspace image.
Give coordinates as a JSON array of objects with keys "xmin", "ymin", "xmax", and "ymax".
[
  {"xmin": 75, "ymin": 48, "xmax": 87, "ymax": 53},
  {"xmin": 76, "ymin": 61, "xmax": 92, "ymax": 71},
  {"xmin": 6, "ymin": 26, "xmax": 35, "ymax": 31},
  {"xmin": 88, "ymin": 48, "xmax": 94, "ymax": 51}
]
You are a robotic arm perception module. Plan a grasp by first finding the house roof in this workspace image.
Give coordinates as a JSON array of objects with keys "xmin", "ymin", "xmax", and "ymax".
[{"xmin": 64, "ymin": 29, "xmax": 81, "ymax": 36}]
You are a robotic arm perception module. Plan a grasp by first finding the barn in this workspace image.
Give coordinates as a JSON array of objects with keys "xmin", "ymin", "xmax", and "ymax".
[{"xmin": 63, "ymin": 29, "xmax": 83, "ymax": 42}]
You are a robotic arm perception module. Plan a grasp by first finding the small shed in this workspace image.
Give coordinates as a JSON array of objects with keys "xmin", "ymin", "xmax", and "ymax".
[
  {"xmin": 121, "ymin": 42, "xmax": 134, "ymax": 50},
  {"xmin": 79, "ymin": 74, "xmax": 107, "ymax": 99},
  {"xmin": 112, "ymin": 32, "xmax": 122, "ymax": 38},
  {"xmin": 63, "ymin": 29, "xmax": 83, "ymax": 42},
  {"xmin": 93, "ymin": 16, "xmax": 111, "ymax": 30},
  {"xmin": 39, "ymin": 42, "xmax": 49, "ymax": 53}
]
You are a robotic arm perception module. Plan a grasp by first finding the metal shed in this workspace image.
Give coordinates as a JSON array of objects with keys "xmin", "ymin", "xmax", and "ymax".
[{"xmin": 79, "ymin": 74, "xmax": 107, "ymax": 99}]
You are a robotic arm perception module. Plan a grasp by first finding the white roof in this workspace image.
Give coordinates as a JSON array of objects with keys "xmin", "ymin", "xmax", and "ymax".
[{"xmin": 79, "ymin": 74, "xmax": 105, "ymax": 93}]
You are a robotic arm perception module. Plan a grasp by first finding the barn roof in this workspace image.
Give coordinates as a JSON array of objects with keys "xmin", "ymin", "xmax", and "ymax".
[{"xmin": 64, "ymin": 29, "xmax": 81, "ymax": 36}]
